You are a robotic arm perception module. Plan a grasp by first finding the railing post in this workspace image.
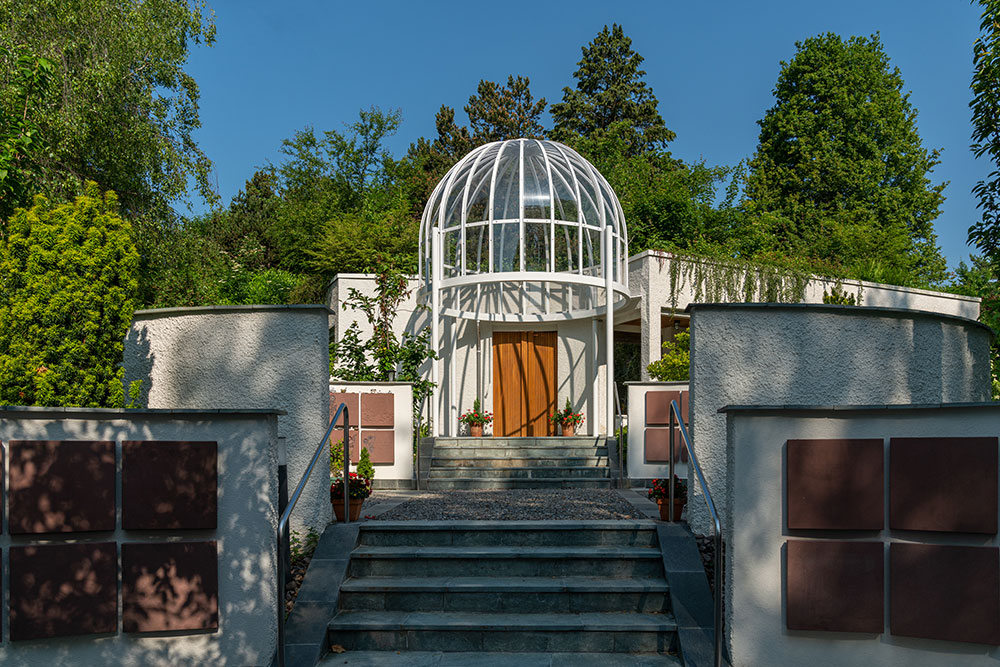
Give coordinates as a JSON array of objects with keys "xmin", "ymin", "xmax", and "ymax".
[
  {"xmin": 342, "ymin": 411, "xmax": 350, "ymax": 522},
  {"xmin": 668, "ymin": 403, "xmax": 675, "ymax": 521}
]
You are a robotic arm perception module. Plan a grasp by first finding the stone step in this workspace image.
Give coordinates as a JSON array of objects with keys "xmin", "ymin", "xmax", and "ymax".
[
  {"xmin": 316, "ymin": 650, "xmax": 683, "ymax": 666},
  {"xmin": 431, "ymin": 456, "xmax": 609, "ymax": 468},
  {"xmin": 326, "ymin": 610, "xmax": 678, "ymax": 654},
  {"xmin": 348, "ymin": 546, "xmax": 664, "ymax": 578},
  {"xmin": 424, "ymin": 478, "xmax": 613, "ymax": 490},
  {"xmin": 431, "ymin": 437, "xmax": 606, "ymax": 447},
  {"xmin": 427, "ymin": 467, "xmax": 610, "ymax": 479},
  {"xmin": 431, "ymin": 446, "xmax": 608, "ymax": 458},
  {"xmin": 358, "ymin": 521, "xmax": 660, "ymax": 547},
  {"xmin": 339, "ymin": 576, "xmax": 670, "ymax": 613}
]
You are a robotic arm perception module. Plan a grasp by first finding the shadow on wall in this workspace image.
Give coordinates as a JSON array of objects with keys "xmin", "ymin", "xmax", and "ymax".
[{"xmin": 123, "ymin": 325, "xmax": 154, "ymax": 407}]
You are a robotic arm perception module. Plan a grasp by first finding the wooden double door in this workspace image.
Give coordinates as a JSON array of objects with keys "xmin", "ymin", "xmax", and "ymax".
[{"xmin": 493, "ymin": 331, "xmax": 557, "ymax": 437}]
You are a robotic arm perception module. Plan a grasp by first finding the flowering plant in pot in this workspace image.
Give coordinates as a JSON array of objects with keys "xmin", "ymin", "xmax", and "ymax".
[
  {"xmin": 330, "ymin": 471, "xmax": 372, "ymax": 521},
  {"xmin": 648, "ymin": 475, "xmax": 687, "ymax": 521},
  {"xmin": 549, "ymin": 398, "xmax": 585, "ymax": 436},
  {"xmin": 459, "ymin": 398, "xmax": 493, "ymax": 437}
]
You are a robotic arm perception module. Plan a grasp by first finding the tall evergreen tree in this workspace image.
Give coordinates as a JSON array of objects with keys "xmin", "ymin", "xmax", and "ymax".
[
  {"xmin": 970, "ymin": 0, "xmax": 1000, "ymax": 262},
  {"xmin": 549, "ymin": 24, "xmax": 674, "ymax": 155},
  {"xmin": 465, "ymin": 75, "xmax": 546, "ymax": 142},
  {"xmin": 745, "ymin": 33, "xmax": 947, "ymax": 285}
]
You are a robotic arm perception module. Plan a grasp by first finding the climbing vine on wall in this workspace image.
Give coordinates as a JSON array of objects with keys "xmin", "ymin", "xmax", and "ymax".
[{"xmin": 663, "ymin": 252, "xmax": 813, "ymax": 311}]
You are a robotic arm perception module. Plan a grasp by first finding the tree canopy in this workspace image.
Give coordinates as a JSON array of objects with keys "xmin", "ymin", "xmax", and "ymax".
[
  {"xmin": 970, "ymin": 1, "xmax": 1000, "ymax": 264},
  {"xmin": 0, "ymin": 0, "xmax": 217, "ymax": 219},
  {"xmin": 744, "ymin": 33, "xmax": 947, "ymax": 286},
  {"xmin": 550, "ymin": 24, "xmax": 674, "ymax": 156}
]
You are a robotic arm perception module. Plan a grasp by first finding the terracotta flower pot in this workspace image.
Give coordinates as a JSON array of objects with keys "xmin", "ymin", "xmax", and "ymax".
[
  {"xmin": 561, "ymin": 423, "xmax": 576, "ymax": 437},
  {"xmin": 658, "ymin": 498, "xmax": 685, "ymax": 522},
  {"xmin": 470, "ymin": 424, "xmax": 483, "ymax": 437},
  {"xmin": 332, "ymin": 498, "xmax": 363, "ymax": 522}
]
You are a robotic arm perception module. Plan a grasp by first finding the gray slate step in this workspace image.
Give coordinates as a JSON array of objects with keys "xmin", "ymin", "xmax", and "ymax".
[
  {"xmin": 431, "ymin": 447, "xmax": 608, "ymax": 458},
  {"xmin": 348, "ymin": 546, "xmax": 663, "ymax": 578},
  {"xmin": 317, "ymin": 650, "xmax": 683, "ymax": 666},
  {"xmin": 340, "ymin": 576, "xmax": 670, "ymax": 613},
  {"xmin": 327, "ymin": 610, "xmax": 678, "ymax": 653},
  {"xmin": 358, "ymin": 521, "xmax": 659, "ymax": 547},
  {"xmin": 427, "ymin": 466, "xmax": 609, "ymax": 479},
  {"xmin": 424, "ymin": 478, "xmax": 612, "ymax": 490},
  {"xmin": 431, "ymin": 456, "xmax": 608, "ymax": 467}
]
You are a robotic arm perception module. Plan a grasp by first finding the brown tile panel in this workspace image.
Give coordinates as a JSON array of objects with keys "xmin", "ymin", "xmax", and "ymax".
[
  {"xmin": 786, "ymin": 539, "xmax": 884, "ymax": 633},
  {"xmin": 644, "ymin": 428, "xmax": 687, "ymax": 464},
  {"xmin": 890, "ymin": 543, "xmax": 1000, "ymax": 644},
  {"xmin": 122, "ymin": 541, "xmax": 219, "ymax": 633},
  {"xmin": 361, "ymin": 393, "xmax": 394, "ymax": 428},
  {"xmin": 644, "ymin": 390, "xmax": 689, "ymax": 427},
  {"xmin": 336, "ymin": 430, "xmax": 360, "ymax": 465},
  {"xmin": 330, "ymin": 392, "xmax": 359, "ymax": 428},
  {"xmin": 122, "ymin": 441, "xmax": 217, "ymax": 530},
  {"xmin": 890, "ymin": 437, "xmax": 998, "ymax": 534},
  {"xmin": 9, "ymin": 542, "xmax": 117, "ymax": 640},
  {"xmin": 787, "ymin": 438, "xmax": 884, "ymax": 531},
  {"xmin": 8, "ymin": 440, "xmax": 115, "ymax": 534},
  {"xmin": 360, "ymin": 430, "xmax": 394, "ymax": 464}
]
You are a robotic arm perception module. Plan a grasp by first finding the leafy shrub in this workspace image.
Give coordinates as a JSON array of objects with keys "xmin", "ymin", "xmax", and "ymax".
[{"xmin": 647, "ymin": 331, "xmax": 690, "ymax": 382}]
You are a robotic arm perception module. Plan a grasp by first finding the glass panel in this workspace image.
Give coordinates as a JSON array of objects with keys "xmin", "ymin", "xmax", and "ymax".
[
  {"xmin": 524, "ymin": 222, "xmax": 550, "ymax": 272},
  {"xmin": 492, "ymin": 144, "xmax": 521, "ymax": 220},
  {"xmin": 444, "ymin": 188, "xmax": 464, "ymax": 229},
  {"xmin": 582, "ymin": 226, "xmax": 602, "ymax": 274},
  {"xmin": 578, "ymin": 176, "xmax": 600, "ymax": 227},
  {"xmin": 466, "ymin": 161, "xmax": 493, "ymax": 222},
  {"xmin": 551, "ymin": 168, "xmax": 578, "ymax": 222},
  {"xmin": 554, "ymin": 224, "xmax": 579, "ymax": 272},
  {"xmin": 492, "ymin": 222, "xmax": 520, "ymax": 272},
  {"xmin": 443, "ymin": 229, "xmax": 461, "ymax": 278},
  {"xmin": 465, "ymin": 224, "xmax": 489, "ymax": 274},
  {"xmin": 522, "ymin": 141, "xmax": 550, "ymax": 219}
]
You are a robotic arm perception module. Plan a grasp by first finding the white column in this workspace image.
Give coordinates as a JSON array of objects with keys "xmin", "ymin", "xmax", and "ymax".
[
  {"xmin": 431, "ymin": 228, "xmax": 441, "ymax": 437},
  {"xmin": 605, "ymin": 225, "xmax": 615, "ymax": 437}
]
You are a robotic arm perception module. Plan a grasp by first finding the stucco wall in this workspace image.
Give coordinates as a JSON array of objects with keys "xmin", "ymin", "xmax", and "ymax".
[
  {"xmin": 687, "ymin": 303, "xmax": 992, "ymax": 534},
  {"xmin": 123, "ymin": 305, "xmax": 331, "ymax": 534},
  {"xmin": 724, "ymin": 405, "xmax": 1000, "ymax": 667},
  {"xmin": 628, "ymin": 250, "xmax": 982, "ymax": 382},
  {"xmin": 0, "ymin": 407, "xmax": 279, "ymax": 667}
]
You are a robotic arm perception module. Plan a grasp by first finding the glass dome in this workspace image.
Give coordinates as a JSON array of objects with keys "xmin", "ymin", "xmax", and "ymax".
[{"xmin": 419, "ymin": 138, "xmax": 629, "ymax": 322}]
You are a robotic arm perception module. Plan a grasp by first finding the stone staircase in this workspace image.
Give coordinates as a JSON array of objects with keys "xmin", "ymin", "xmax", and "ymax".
[
  {"xmin": 425, "ymin": 437, "xmax": 612, "ymax": 489},
  {"xmin": 324, "ymin": 521, "xmax": 680, "ymax": 663}
]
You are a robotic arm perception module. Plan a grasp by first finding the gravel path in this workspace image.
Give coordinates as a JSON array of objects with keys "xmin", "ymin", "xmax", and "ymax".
[{"xmin": 366, "ymin": 489, "xmax": 644, "ymax": 521}]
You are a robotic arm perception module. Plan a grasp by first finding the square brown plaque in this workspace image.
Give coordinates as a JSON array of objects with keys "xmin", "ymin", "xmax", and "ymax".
[
  {"xmin": 123, "ymin": 541, "xmax": 219, "ymax": 633},
  {"xmin": 8, "ymin": 440, "xmax": 115, "ymax": 534},
  {"xmin": 787, "ymin": 439, "xmax": 884, "ymax": 531},
  {"xmin": 890, "ymin": 437, "xmax": 998, "ymax": 534},
  {"xmin": 645, "ymin": 391, "xmax": 676, "ymax": 426},
  {"xmin": 330, "ymin": 392, "xmax": 359, "ymax": 428},
  {"xmin": 786, "ymin": 539, "xmax": 884, "ymax": 633},
  {"xmin": 122, "ymin": 441, "xmax": 217, "ymax": 530},
  {"xmin": 361, "ymin": 393, "xmax": 394, "ymax": 428},
  {"xmin": 10, "ymin": 542, "xmax": 117, "ymax": 640},
  {"xmin": 341, "ymin": 430, "xmax": 360, "ymax": 464},
  {"xmin": 890, "ymin": 543, "xmax": 1000, "ymax": 644},
  {"xmin": 360, "ymin": 430, "xmax": 394, "ymax": 464},
  {"xmin": 644, "ymin": 428, "xmax": 686, "ymax": 464}
]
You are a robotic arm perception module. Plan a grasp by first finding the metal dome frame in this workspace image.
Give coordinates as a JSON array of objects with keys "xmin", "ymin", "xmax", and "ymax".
[{"xmin": 419, "ymin": 138, "xmax": 630, "ymax": 437}]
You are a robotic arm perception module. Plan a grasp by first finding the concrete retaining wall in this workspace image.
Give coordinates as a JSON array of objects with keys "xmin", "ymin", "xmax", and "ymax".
[
  {"xmin": 687, "ymin": 303, "xmax": 992, "ymax": 534},
  {"xmin": 123, "ymin": 305, "xmax": 331, "ymax": 534}
]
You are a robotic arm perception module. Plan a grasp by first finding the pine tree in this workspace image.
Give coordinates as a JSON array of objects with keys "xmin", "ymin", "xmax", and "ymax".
[
  {"xmin": 550, "ymin": 24, "xmax": 674, "ymax": 155},
  {"xmin": 745, "ymin": 33, "xmax": 947, "ymax": 285},
  {"xmin": 465, "ymin": 75, "xmax": 546, "ymax": 143}
]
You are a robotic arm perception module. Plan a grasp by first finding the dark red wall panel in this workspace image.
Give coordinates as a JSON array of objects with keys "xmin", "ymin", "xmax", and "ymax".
[
  {"xmin": 890, "ymin": 437, "xmax": 998, "ymax": 534},
  {"xmin": 8, "ymin": 440, "xmax": 115, "ymax": 534},
  {"xmin": 787, "ymin": 438, "xmax": 884, "ymax": 530},
  {"xmin": 890, "ymin": 543, "xmax": 1000, "ymax": 644},
  {"xmin": 360, "ymin": 430, "xmax": 394, "ymax": 464},
  {"xmin": 330, "ymin": 392, "xmax": 359, "ymax": 428},
  {"xmin": 9, "ymin": 542, "xmax": 117, "ymax": 640},
  {"xmin": 786, "ymin": 539, "xmax": 884, "ymax": 633},
  {"xmin": 122, "ymin": 441, "xmax": 217, "ymax": 530},
  {"xmin": 122, "ymin": 541, "xmax": 219, "ymax": 633},
  {"xmin": 361, "ymin": 393, "xmax": 394, "ymax": 428}
]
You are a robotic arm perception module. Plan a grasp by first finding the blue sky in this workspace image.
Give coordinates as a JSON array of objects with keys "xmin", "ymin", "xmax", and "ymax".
[{"xmin": 186, "ymin": 1, "xmax": 984, "ymax": 273}]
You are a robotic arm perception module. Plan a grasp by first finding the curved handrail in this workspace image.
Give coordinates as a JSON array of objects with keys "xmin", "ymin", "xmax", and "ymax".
[
  {"xmin": 669, "ymin": 399, "xmax": 725, "ymax": 667},
  {"xmin": 275, "ymin": 402, "xmax": 351, "ymax": 667}
]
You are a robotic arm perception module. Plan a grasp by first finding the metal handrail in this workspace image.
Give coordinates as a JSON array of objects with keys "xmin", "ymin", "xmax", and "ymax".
[
  {"xmin": 275, "ymin": 402, "xmax": 351, "ymax": 667},
  {"xmin": 669, "ymin": 399, "xmax": 725, "ymax": 667}
]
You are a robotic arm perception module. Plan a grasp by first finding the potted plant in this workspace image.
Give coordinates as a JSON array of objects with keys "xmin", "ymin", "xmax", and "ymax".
[
  {"xmin": 648, "ymin": 475, "xmax": 687, "ymax": 521},
  {"xmin": 459, "ymin": 397, "xmax": 493, "ymax": 437},
  {"xmin": 549, "ymin": 398, "xmax": 585, "ymax": 436},
  {"xmin": 330, "ymin": 441, "xmax": 374, "ymax": 522}
]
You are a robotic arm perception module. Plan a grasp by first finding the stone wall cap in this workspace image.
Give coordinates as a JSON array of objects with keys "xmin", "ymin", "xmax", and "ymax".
[
  {"xmin": 624, "ymin": 381, "xmax": 689, "ymax": 387},
  {"xmin": 329, "ymin": 381, "xmax": 416, "ymax": 387},
  {"xmin": 134, "ymin": 304, "xmax": 333, "ymax": 318},
  {"xmin": 0, "ymin": 405, "xmax": 287, "ymax": 416},
  {"xmin": 719, "ymin": 402, "xmax": 1000, "ymax": 414},
  {"xmin": 685, "ymin": 302, "xmax": 992, "ymax": 335}
]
